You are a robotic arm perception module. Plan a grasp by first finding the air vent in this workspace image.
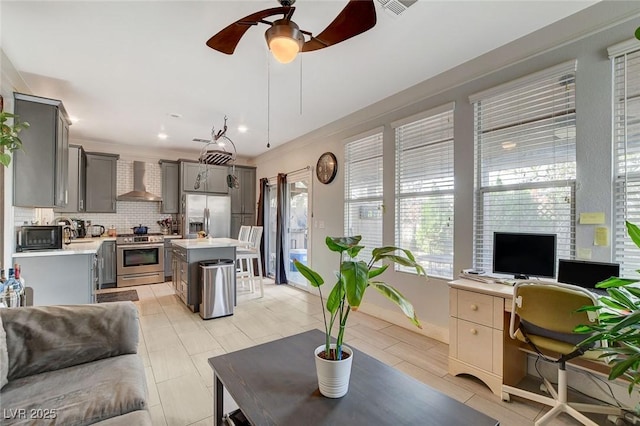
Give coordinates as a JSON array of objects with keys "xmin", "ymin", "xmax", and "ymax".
[{"xmin": 376, "ymin": 0, "xmax": 416, "ymax": 16}]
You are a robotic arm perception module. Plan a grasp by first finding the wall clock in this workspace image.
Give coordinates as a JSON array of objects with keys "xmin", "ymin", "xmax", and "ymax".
[{"xmin": 316, "ymin": 152, "xmax": 337, "ymax": 184}]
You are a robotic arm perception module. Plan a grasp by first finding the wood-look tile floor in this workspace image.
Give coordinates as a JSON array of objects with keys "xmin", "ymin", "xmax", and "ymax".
[{"xmin": 101, "ymin": 280, "xmax": 618, "ymax": 426}]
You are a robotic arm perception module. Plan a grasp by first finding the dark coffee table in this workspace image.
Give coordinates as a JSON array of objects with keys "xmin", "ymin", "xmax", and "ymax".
[{"xmin": 208, "ymin": 329, "xmax": 499, "ymax": 426}]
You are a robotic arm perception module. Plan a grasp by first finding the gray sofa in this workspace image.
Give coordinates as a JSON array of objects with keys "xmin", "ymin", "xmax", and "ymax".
[{"xmin": 0, "ymin": 301, "xmax": 151, "ymax": 425}]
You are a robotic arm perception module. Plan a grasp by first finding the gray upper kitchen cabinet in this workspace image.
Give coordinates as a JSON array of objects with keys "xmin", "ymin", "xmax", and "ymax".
[
  {"xmin": 230, "ymin": 166, "xmax": 256, "ymax": 214},
  {"xmin": 160, "ymin": 160, "xmax": 179, "ymax": 213},
  {"xmin": 230, "ymin": 166, "xmax": 256, "ymax": 237},
  {"xmin": 55, "ymin": 144, "xmax": 86, "ymax": 213},
  {"xmin": 13, "ymin": 93, "xmax": 70, "ymax": 208},
  {"xmin": 181, "ymin": 161, "xmax": 228, "ymax": 194},
  {"xmin": 98, "ymin": 240, "xmax": 116, "ymax": 287},
  {"xmin": 86, "ymin": 152, "xmax": 119, "ymax": 212}
]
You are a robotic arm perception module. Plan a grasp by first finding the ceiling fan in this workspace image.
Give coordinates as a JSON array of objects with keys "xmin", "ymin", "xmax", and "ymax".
[{"xmin": 206, "ymin": 0, "xmax": 377, "ymax": 64}]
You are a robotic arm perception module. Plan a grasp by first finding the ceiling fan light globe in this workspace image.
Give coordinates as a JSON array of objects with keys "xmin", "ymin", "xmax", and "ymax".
[
  {"xmin": 265, "ymin": 19, "xmax": 304, "ymax": 64},
  {"xmin": 269, "ymin": 37, "xmax": 301, "ymax": 63}
]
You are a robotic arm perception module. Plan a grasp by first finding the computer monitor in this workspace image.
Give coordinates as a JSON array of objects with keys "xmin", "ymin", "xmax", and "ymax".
[
  {"xmin": 492, "ymin": 232, "xmax": 557, "ymax": 279},
  {"xmin": 557, "ymin": 259, "xmax": 620, "ymax": 291}
]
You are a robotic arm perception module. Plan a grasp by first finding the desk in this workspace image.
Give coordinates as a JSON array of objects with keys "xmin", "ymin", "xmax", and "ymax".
[
  {"xmin": 208, "ymin": 329, "xmax": 499, "ymax": 426},
  {"xmin": 448, "ymin": 278, "xmax": 525, "ymax": 397}
]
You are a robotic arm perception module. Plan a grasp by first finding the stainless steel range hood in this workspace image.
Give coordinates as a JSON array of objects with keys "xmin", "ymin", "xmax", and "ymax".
[{"xmin": 117, "ymin": 161, "xmax": 162, "ymax": 202}]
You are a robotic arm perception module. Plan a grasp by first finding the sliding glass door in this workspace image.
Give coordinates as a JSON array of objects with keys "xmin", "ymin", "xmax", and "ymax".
[
  {"xmin": 264, "ymin": 172, "xmax": 312, "ymax": 287},
  {"xmin": 286, "ymin": 173, "xmax": 310, "ymax": 287}
]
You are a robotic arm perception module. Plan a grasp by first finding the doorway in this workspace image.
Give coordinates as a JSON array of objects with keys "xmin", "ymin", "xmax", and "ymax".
[
  {"xmin": 286, "ymin": 173, "xmax": 310, "ymax": 287},
  {"xmin": 264, "ymin": 171, "xmax": 312, "ymax": 288}
]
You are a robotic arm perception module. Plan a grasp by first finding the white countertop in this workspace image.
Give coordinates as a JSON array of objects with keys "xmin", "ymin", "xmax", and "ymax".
[
  {"xmin": 13, "ymin": 237, "xmax": 116, "ymax": 258},
  {"xmin": 170, "ymin": 238, "xmax": 245, "ymax": 249},
  {"xmin": 163, "ymin": 234, "xmax": 183, "ymax": 240}
]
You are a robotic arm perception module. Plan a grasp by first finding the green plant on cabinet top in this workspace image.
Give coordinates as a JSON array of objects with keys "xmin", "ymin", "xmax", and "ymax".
[
  {"xmin": 294, "ymin": 235, "xmax": 427, "ymax": 361},
  {"xmin": 0, "ymin": 111, "xmax": 29, "ymax": 167}
]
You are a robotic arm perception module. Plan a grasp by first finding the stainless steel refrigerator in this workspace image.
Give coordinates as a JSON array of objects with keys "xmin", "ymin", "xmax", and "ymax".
[{"xmin": 181, "ymin": 194, "xmax": 231, "ymax": 238}]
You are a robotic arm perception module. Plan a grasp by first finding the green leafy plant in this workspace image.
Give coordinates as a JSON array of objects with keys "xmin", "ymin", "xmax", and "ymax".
[
  {"xmin": 294, "ymin": 236, "xmax": 427, "ymax": 360},
  {"xmin": 576, "ymin": 221, "xmax": 640, "ymax": 395},
  {"xmin": 0, "ymin": 111, "xmax": 29, "ymax": 166},
  {"xmin": 636, "ymin": 26, "xmax": 640, "ymax": 41}
]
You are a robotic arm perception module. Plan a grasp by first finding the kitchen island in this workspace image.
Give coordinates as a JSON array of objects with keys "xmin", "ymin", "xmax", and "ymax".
[
  {"xmin": 13, "ymin": 238, "xmax": 116, "ymax": 306},
  {"xmin": 170, "ymin": 238, "xmax": 243, "ymax": 312}
]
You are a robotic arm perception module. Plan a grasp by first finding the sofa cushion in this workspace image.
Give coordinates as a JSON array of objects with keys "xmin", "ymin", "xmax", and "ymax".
[
  {"xmin": 1, "ymin": 354, "xmax": 148, "ymax": 426},
  {"xmin": 0, "ymin": 313, "xmax": 8, "ymax": 389},
  {"xmin": 91, "ymin": 409, "xmax": 152, "ymax": 425},
  {"xmin": 1, "ymin": 302, "xmax": 139, "ymax": 381}
]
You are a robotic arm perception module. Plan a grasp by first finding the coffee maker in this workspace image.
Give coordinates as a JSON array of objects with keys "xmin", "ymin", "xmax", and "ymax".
[{"xmin": 73, "ymin": 219, "xmax": 87, "ymax": 238}]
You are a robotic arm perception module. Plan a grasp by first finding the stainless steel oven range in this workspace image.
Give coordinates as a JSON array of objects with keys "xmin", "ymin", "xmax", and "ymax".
[{"xmin": 116, "ymin": 233, "xmax": 164, "ymax": 287}]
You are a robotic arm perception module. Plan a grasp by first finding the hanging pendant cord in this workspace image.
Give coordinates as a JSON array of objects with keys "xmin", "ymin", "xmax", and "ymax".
[{"xmin": 267, "ymin": 57, "xmax": 271, "ymax": 149}]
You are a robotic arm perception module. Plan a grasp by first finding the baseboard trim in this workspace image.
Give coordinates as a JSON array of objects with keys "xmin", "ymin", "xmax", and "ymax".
[{"xmin": 358, "ymin": 301, "xmax": 449, "ymax": 344}]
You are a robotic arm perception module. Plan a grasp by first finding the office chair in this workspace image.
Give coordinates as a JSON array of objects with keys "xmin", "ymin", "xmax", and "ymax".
[{"xmin": 502, "ymin": 281, "xmax": 623, "ymax": 426}]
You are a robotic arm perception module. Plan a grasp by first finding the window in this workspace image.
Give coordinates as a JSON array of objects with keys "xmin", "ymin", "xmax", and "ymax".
[
  {"xmin": 611, "ymin": 40, "xmax": 640, "ymax": 278},
  {"xmin": 394, "ymin": 104, "xmax": 455, "ymax": 278},
  {"xmin": 471, "ymin": 61, "xmax": 577, "ymax": 274},
  {"xmin": 344, "ymin": 129, "xmax": 384, "ymax": 261}
]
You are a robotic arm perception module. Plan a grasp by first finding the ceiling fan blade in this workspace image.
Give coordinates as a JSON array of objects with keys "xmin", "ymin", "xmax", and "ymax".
[
  {"xmin": 206, "ymin": 7, "xmax": 292, "ymax": 54},
  {"xmin": 301, "ymin": 0, "xmax": 376, "ymax": 52}
]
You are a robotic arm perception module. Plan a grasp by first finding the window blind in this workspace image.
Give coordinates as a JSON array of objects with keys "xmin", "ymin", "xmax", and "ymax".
[
  {"xmin": 344, "ymin": 130, "xmax": 384, "ymax": 261},
  {"xmin": 394, "ymin": 105, "xmax": 454, "ymax": 278},
  {"xmin": 612, "ymin": 45, "xmax": 640, "ymax": 278},
  {"xmin": 473, "ymin": 61, "xmax": 577, "ymax": 274}
]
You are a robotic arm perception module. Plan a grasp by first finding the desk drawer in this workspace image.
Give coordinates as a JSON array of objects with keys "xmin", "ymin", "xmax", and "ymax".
[
  {"xmin": 456, "ymin": 318, "xmax": 493, "ymax": 372},
  {"xmin": 457, "ymin": 290, "xmax": 494, "ymax": 327}
]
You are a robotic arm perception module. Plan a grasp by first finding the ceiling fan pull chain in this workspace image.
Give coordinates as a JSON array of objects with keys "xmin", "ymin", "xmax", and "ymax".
[{"xmin": 299, "ymin": 56, "xmax": 303, "ymax": 115}]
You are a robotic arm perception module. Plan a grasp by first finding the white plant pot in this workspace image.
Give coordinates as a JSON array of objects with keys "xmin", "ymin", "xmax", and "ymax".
[{"xmin": 314, "ymin": 343, "xmax": 353, "ymax": 398}]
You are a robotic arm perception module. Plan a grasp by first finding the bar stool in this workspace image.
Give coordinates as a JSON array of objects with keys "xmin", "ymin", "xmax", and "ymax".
[
  {"xmin": 236, "ymin": 226, "xmax": 263, "ymax": 298},
  {"xmin": 236, "ymin": 225, "xmax": 252, "ymax": 287}
]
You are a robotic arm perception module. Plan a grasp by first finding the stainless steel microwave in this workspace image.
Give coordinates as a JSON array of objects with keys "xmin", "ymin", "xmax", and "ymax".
[{"xmin": 16, "ymin": 225, "xmax": 63, "ymax": 252}]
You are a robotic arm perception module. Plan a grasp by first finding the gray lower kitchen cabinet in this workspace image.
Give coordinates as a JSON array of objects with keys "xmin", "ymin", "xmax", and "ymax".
[
  {"xmin": 171, "ymin": 243, "xmax": 235, "ymax": 311},
  {"xmin": 14, "ymin": 253, "xmax": 95, "ymax": 305},
  {"xmin": 172, "ymin": 246, "xmax": 188, "ymax": 305},
  {"xmin": 160, "ymin": 160, "xmax": 179, "ymax": 213},
  {"xmin": 231, "ymin": 213, "xmax": 256, "ymax": 240},
  {"xmin": 98, "ymin": 240, "xmax": 116, "ymax": 287},
  {"xmin": 181, "ymin": 161, "xmax": 229, "ymax": 194},
  {"xmin": 86, "ymin": 152, "xmax": 119, "ymax": 212},
  {"xmin": 55, "ymin": 144, "xmax": 86, "ymax": 213},
  {"xmin": 164, "ymin": 240, "xmax": 173, "ymax": 280},
  {"xmin": 13, "ymin": 93, "xmax": 70, "ymax": 208}
]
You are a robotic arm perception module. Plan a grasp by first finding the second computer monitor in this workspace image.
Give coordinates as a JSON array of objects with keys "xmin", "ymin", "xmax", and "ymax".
[{"xmin": 557, "ymin": 259, "xmax": 620, "ymax": 290}]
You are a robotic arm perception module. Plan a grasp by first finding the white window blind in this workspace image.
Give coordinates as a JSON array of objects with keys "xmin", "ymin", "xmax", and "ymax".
[
  {"xmin": 344, "ymin": 130, "xmax": 384, "ymax": 261},
  {"xmin": 612, "ymin": 44, "xmax": 640, "ymax": 278},
  {"xmin": 394, "ymin": 105, "xmax": 454, "ymax": 278},
  {"xmin": 472, "ymin": 61, "xmax": 577, "ymax": 275}
]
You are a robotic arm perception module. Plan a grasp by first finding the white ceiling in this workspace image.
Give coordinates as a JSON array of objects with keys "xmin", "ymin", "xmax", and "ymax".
[{"xmin": 1, "ymin": 1, "xmax": 598, "ymax": 159}]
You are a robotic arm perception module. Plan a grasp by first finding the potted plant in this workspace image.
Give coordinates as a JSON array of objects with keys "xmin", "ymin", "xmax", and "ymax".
[
  {"xmin": 0, "ymin": 110, "xmax": 29, "ymax": 167},
  {"xmin": 294, "ymin": 235, "xmax": 426, "ymax": 398},
  {"xmin": 576, "ymin": 221, "xmax": 640, "ymax": 399}
]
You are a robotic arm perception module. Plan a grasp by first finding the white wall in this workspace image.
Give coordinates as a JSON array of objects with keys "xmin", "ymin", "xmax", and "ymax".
[{"xmin": 252, "ymin": 3, "xmax": 640, "ymax": 343}]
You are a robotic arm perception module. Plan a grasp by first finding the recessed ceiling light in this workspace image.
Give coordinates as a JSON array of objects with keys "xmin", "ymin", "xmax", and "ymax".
[
  {"xmin": 158, "ymin": 132, "xmax": 168, "ymax": 140},
  {"xmin": 238, "ymin": 125, "xmax": 248, "ymax": 133}
]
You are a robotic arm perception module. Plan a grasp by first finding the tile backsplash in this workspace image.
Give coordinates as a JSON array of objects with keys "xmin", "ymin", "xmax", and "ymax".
[{"xmin": 15, "ymin": 160, "xmax": 179, "ymax": 235}]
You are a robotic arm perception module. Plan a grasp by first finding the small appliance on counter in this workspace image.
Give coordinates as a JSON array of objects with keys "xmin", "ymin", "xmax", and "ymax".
[
  {"xmin": 72, "ymin": 219, "xmax": 87, "ymax": 238},
  {"xmin": 89, "ymin": 225, "xmax": 105, "ymax": 237},
  {"xmin": 16, "ymin": 225, "xmax": 63, "ymax": 252}
]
